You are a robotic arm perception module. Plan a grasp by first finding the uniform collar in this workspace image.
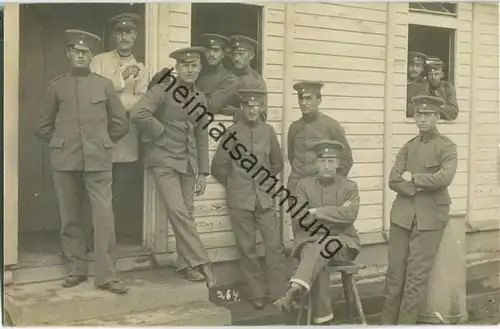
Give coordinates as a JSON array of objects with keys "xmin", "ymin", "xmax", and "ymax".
[
  {"xmin": 242, "ymin": 118, "xmax": 261, "ymax": 128},
  {"xmin": 114, "ymin": 48, "xmax": 135, "ymax": 60},
  {"xmin": 203, "ymin": 63, "xmax": 224, "ymax": 74},
  {"xmin": 233, "ymin": 66, "xmax": 251, "ymax": 77},
  {"xmin": 69, "ymin": 67, "xmax": 91, "ymax": 76},
  {"xmin": 302, "ymin": 110, "xmax": 320, "ymax": 123},
  {"xmin": 316, "ymin": 175, "xmax": 337, "ymax": 187},
  {"xmin": 419, "ymin": 128, "xmax": 440, "ymax": 143}
]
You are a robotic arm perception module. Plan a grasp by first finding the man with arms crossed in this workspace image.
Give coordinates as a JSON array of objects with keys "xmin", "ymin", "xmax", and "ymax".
[
  {"xmin": 210, "ymin": 88, "xmax": 288, "ymax": 309},
  {"xmin": 36, "ymin": 29, "xmax": 129, "ymax": 293},
  {"xmin": 381, "ymin": 95, "xmax": 458, "ymax": 324},
  {"xmin": 287, "ymin": 81, "xmax": 353, "ymax": 198},
  {"xmin": 130, "ymin": 47, "xmax": 216, "ymax": 288},
  {"xmin": 275, "ymin": 140, "xmax": 361, "ymax": 325}
]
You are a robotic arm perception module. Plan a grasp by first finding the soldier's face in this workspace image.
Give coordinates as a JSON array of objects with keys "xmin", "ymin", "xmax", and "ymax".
[
  {"xmin": 298, "ymin": 94, "xmax": 321, "ymax": 116},
  {"xmin": 204, "ymin": 47, "xmax": 224, "ymax": 66},
  {"xmin": 427, "ymin": 70, "xmax": 444, "ymax": 87},
  {"xmin": 415, "ymin": 112, "xmax": 439, "ymax": 132},
  {"xmin": 317, "ymin": 157, "xmax": 339, "ymax": 179},
  {"xmin": 241, "ymin": 102, "xmax": 263, "ymax": 122},
  {"xmin": 233, "ymin": 49, "xmax": 254, "ymax": 69},
  {"xmin": 114, "ymin": 29, "xmax": 137, "ymax": 53},
  {"xmin": 176, "ymin": 60, "xmax": 202, "ymax": 84},
  {"xmin": 67, "ymin": 46, "xmax": 93, "ymax": 68},
  {"xmin": 408, "ymin": 62, "xmax": 424, "ymax": 79}
]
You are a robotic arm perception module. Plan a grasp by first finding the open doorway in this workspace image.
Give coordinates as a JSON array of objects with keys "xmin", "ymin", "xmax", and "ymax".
[
  {"xmin": 18, "ymin": 3, "xmax": 147, "ymax": 269},
  {"xmin": 191, "ymin": 3, "xmax": 263, "ymax": 73}
]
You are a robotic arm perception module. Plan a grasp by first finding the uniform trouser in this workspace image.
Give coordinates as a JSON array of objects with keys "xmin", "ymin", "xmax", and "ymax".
[
  {"xmin": 381, "ymin": 220, "xmax": 445, "ymax": 325},
  {"xmin": 228, "ymin": 201, "xmax": 288, "ymax": 301},
  {"xmin": 291, "ymin": 240, "xmax": 356, "ymax": 323},
  {"xmin": 151, "ymin": 166, "xmax": 210, "ymax": 270},
  {"xmin": 53, "ymin": 171, "xmax": 118, "ymax": 286}
]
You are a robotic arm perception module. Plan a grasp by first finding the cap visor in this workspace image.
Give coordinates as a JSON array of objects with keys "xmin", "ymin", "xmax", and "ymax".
[{"xmin": 72, "ymin": 44, "xmax": 91, "ymax": 51}]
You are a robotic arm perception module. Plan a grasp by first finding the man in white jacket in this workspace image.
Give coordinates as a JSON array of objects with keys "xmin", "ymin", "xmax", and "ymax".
[{"xmin": 90, "ymin": 13, "xmax": 148, "ymax": 236}]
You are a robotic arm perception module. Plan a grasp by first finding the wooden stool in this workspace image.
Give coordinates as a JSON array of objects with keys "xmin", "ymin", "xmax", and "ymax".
[{"xmin": 297, "ymin": 261, "xmax": 367, "ymax": 325}]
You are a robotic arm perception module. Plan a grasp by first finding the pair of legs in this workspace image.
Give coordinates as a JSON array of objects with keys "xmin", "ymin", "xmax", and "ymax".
[
  {"xmin": 53, "ymin": 171, "xmax": 126, "ymax": 292},
  {"xmin": 151, "ymin": 166, "xmax": 216, "ymax": 287},
  {"xmin": 285, "ymin": 239, "xmax": 357, "ymax": 324},
  {"xmin": 381, "ymin": 220, "xmax": 445, "ymax": 324},
  {"xmin": 229, "ymin": 200, "xmax": 288, "ymax": 306}
]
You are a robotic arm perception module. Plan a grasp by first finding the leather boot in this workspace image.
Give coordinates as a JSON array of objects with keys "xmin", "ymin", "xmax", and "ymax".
[
  {"xmin": 273, "ymin": 285, "xmax": 302, "ymax": 312},
  {"xmin": 198, "ymin": 263, "xmax": 217, "ymax": 288}
]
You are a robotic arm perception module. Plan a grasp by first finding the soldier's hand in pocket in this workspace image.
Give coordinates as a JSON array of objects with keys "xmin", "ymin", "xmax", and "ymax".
[{"xmin": 195, "ymin": 175, "xmax": 207, "ymax": 196}]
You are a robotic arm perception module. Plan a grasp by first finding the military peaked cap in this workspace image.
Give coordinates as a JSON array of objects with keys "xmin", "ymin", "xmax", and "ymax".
[
  {"xmin": 426, "ymin": 57, "xmax": 444, "ymax": 73},
  {"xmin": 229, "ymin": 35, "xmax": 258, "ymax": 52},
  {"xmin": 408, "ymin": 51, "xmax": 428, "ymax": 64},
  {"xmin": 293, "ymin": 81, "xmax": 324, "ymax": 97},
  {"xmin": 65, "ymin": 29, "xmax": 102, "ymax": 52},
  {"xmin": 200, "ymin": 33, "xmax": 230, "ymax": 49},
  {"xmin": 109, "ymin": 13, "xmax": 140, "ymax": 31},
  {"xmin": 310, "ymin": 140, "xmax": 344, "ymax": 159},
  {"xmin": 411, "ymin": 95, "xmax": 445, "ymax": 114},
  {"xmin": 239, "ymin": 88, "xmax": 267, "ymax": 105},
  {"xmin": 170, "ymin": 46, "xmax": 205, "ymax": 63}
]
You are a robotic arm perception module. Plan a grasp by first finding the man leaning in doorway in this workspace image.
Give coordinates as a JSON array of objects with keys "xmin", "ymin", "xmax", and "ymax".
[
  {"xmin": 219, "ymin": 35, "xmax": 267, "ymax": 122},
  {"xmin": 210, "ymin": 88, "xmax": 288, "ymax": 310},
  {"xmin": 130, "ymin": 47, "xmax": 217, "ymax": 288},
  {"xmin": 274, "ymin": 140, "xmax": 361, "ymax": 325},
  {"xmin": 35, "ymin": 29, "xmax": 129, "ymax": 294},
  {"xmin": 89, "ymin": 13, "xmax": 149, "ymax": 236},
  {"xmin": 381, "ymin": 95, "xmax": 458, "ymax": 324},
  {"xmin": 406, "ymin": 51, "xmax": 430, "ymax": 118},
  {"xmin": 425, "ymin": 58, "xmax": 459, "ymax": 121},
  {"xmin": 286, "ymin": 81, "xmax": 353, "ymax": 198}
]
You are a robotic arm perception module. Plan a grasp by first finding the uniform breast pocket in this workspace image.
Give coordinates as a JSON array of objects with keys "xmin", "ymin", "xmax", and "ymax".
[{"xmin": 92, "ymin": 95, "xmax": 108, "ymax": 112}]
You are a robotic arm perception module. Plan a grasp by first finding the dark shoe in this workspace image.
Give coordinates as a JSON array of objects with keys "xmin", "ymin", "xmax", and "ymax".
[
  {"xmin": 98, "ymin": 280, "xmax": 129, "ymax": 294},
  {"xmin": 62, "ymin": 275, "xmax": 87, "ymax": 288},
  {"xmin": 273, "ymin": 285, "xmax": 302, "ymax": 313},
  {"xmin": 180, "ymin": 268, "xmax": 205, "ymax": 282},
  {"xmin": 251, "ymin": 297, "xmax": 266, "ymax": 310},
  {"xmin": 198, "ymin": 264, "xmax": 217, "ymax": 288}
]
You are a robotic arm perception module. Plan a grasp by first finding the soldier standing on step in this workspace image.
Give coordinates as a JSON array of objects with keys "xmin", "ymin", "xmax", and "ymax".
[
  {"xmin": 89, "ymin": 13, "xmax": 149, "ymax": 244},
  {"xmin": 425, "ymin": 58, "xmax": 459, "ymax": 121},
  {"xmin": 210, "ymin": 88, "xmax": 288, "ymax": 310},
  {"xmin": 35, "ymin": 29, "xmax": 129, "ymax": 294},
  {"xmin": 274, "ymin": 140, "xmax": 361, "ymax": 325},
  {"xmin": 406, "ymin": 51, "xmax": 430, "ymax": 118},
  {"xmin": 130, "ymin": 47, "xmax": 217, "ymax": 288},
  {"xmin": 286, "ymin": 81, "xmax": 353, "ymax": 199},
  {"xmin": 381, "ymin": 95, "xmax": 458, "ymax": 324}
]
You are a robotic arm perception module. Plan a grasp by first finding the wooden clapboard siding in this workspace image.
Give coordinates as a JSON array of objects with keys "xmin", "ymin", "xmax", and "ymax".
[
  {"xmin": 470, "ymin": 3, "xmax": 500, "ymax": 226},
  {"xmin": 291, "ymin": 2, "xmax": 388, "ymax": 234}
]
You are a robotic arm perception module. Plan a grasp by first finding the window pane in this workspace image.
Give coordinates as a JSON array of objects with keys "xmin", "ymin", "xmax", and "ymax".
[{"xmin": 409, "ymin": 2, "xmax": 457, "ymax": 15}]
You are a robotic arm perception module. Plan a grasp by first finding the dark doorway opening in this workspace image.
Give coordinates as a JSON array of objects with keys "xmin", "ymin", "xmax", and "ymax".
[
  {"xmin": 408, "ymin": 24, "xmax": 455, "ymax": 83},
  {"xmin": 191, "ymin": 3, "xmax": 263, "ymax": 73},
  {"xmin": 18, "ymin": 3, "xmax": 147, "ymax": 269}
]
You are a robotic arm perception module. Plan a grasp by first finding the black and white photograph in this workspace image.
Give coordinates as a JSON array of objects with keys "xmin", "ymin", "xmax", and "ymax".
[{"xmin": 2, "ymin": 1, "xmax": 500, "ymax": 326}]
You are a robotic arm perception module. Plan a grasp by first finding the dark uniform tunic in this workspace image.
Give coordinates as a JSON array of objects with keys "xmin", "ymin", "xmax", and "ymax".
[
  {"xmin": 382, "ymin": 129, "xmax": 458, "ymax": 324},
  {"xmin": 287, "ymin": 112, "xmax": 353, "ymax": 196},
  {"xmin": 36, "ymin": 70, "xmax": 129, "ymax": 285},
  {"xmin": 429, "ymin": 81, "xmax": 459, "ymax": 121},
  {"xmin": 406, "ymin": 76, "xmax": 429, "ymax": 118},
  {"xmin": 130, "ymin": 82, "xmax": 211, "ymax": 270},
  {"xmin": 290, "ymin": 175, "xmax": 361, "ymax": 323},
  {"xmin": 196, "ymin": 64, "xmax": 239, "ymax": 115},
  {"xmin": 210, "ymin": 120, "xmax": 288, "ymax": 300}
]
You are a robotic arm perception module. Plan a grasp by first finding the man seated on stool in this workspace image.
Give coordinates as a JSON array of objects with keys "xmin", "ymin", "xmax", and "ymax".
[{"xmin": 274, "ymin": 140, "xmax": 361, "ymax": 325}]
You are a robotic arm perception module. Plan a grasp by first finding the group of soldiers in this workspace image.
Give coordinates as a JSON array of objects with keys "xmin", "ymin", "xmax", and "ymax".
[{"xmin": 35, "ymin": 11, "xmax": 459, "ymax": 325}]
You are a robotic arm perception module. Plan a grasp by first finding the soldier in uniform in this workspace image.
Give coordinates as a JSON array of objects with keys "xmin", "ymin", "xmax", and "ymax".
[
  {"xmin": 130, "ymin": 47, "xmax": 217, "ymax": 288},
  {"xmin": 425, "ymin": 58, "xmax": 459, "ymax": 121},
  {"xmin": 210, "ymin": 88, "xmax": 288, "ymax": 310},
  {"xmin": 221, "ymin": 35, "xmax": 268, "ymax": 122},
  {"xmin": 287, "ymin": 81, "xmax": 353, "ymax": 198},
  {"xmin": 196, "ymin": 33, "xmax": 239, "ymax": 116},
  {"xmin": 274, "ymin": 140, "xmax": 361, "ymax": 325},
  {"xmin": 406, "ymin": 52, "xmax": 430, "ymax": 118},
  {"xmin": 89, "ymin": 13, "xmax": 149, "ymax": 238},
  {"xmin": 35, "ymin": 29, "xmax": 129, "ymax": 293},
  {"xmin": 381, "ymin": 95, "xmax": 458, "ymax": 324}
]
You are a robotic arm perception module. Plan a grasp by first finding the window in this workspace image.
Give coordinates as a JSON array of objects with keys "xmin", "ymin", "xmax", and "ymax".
[
  {"xmin": 406, "ymin": 24, "xmax": 456, "ymax": 118},
  {"xmin": 191, "ymin": 3, "xmax": 263, "ymax": 73},
  {"xmin": 409, "ymin": 2, "xmax": 457, "ymax": 16}
]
